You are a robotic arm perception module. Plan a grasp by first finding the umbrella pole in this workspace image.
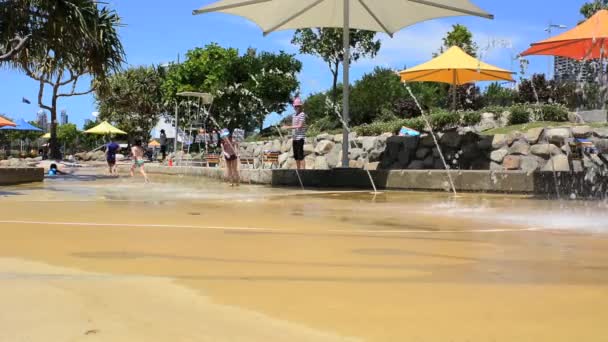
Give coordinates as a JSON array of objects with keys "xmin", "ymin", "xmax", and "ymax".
[
  {"xmin": 452, "ymin": 71, "xmax": 457, "ymax": 111},
  {"xmin": 341, "ymin": 0, "xmax": 350, "ymax": 168}
]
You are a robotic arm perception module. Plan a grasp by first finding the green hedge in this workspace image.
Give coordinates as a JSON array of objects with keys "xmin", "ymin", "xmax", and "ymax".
[{"xmin": 509, "ymin": 105, "xmax": 530, "ymax": 125}]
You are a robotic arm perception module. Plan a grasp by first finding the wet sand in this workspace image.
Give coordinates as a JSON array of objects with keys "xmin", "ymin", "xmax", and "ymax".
[{"xmin": 1, "ymin": 170, "xmax": 608, "ymax": 341}]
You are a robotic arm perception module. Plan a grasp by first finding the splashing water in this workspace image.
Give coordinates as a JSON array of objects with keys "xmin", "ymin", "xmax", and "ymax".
[{"xmin": 404, "ymin": 84, "xmax": 457, "ymax": 195}]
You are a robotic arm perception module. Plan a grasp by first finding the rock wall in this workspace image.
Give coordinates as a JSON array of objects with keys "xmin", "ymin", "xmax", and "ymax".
[{"xmin": 237, "ymin": 126, "xmax": 608, "ymax": 172}]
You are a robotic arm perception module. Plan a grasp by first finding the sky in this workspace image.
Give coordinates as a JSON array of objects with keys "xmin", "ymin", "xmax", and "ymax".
[{"xmin": 0, "ymin": 0, "xmax": 591, "ymax": 129}]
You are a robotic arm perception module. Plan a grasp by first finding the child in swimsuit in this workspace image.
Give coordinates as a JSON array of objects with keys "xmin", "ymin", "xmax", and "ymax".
[{"xmin": 130, "ymin": 140, "xmax": 149, "ymax": 183}]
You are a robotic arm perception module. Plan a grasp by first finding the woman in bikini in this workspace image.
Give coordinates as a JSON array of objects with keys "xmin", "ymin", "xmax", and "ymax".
[{"xmin": 220, "ymin": 129, "xmax": 239, "ymax": 186}]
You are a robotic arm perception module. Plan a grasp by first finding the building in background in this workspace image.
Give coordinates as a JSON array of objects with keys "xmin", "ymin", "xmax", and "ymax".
[
  {"xmin": 554, "ymin": 56, "xmax": 599, "ymax": 83},
  {"xmin": 84, "ymin": 119, "xmax": 93, "ymax": 127},
  {"xmin": 36, "ymin": 109, "xmax": 49, "ymax": 131},
  {"xmin": 60, "ymin": 109, "xmax": 69, "ymax": 125}
]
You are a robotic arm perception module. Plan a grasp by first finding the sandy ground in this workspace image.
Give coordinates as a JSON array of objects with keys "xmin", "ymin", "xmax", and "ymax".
[{"xmin": 1, "ymin": 171, "xmax": 608, "ymax": 341}]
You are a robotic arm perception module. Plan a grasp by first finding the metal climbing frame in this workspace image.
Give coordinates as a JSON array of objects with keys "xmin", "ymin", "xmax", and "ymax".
[{"xmin": 176, "ymin": 92, "xmax": 215, "ymax": 168}]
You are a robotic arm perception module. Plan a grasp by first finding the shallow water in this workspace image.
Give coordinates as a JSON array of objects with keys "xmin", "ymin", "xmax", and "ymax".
[{"xmin": 1, "ymin": 170, "xmax": 608, "ymax": 341}]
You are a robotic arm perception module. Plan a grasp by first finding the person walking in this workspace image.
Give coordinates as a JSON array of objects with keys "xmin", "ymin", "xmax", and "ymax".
[
  {"xmin": 130, "ymin": 140, "xmax": 149, "ymax": 183},
  {"xmin": 159, "ymin": 129, "xmax": 168, "ymax": 162},
  {"xmin": 106, "ymin": 138, "xmax": 120, "ymax": 175},
  {"xmin": 282, "ymin": 97, "xmax": 307, "ymax": 169},
  {"xmin": 220, "ymin": 129, "xmax": 239, "ymax": 186}
]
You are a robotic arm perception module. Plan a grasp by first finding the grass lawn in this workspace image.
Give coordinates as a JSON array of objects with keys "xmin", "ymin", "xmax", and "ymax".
[{"xmin": 482, "ymin": 121, "xmax": 608, "ymax": 135}]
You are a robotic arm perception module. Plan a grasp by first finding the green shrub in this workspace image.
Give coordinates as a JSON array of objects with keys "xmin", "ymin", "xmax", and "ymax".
[
  {"xmin": 429, "ymin": 110, "xmax": 460, "ymax": 130},
  {"xmin": 461, "ymin": 111, "xmax": 482, "ymax": 126},
  {"xmin": 509, "ymin": 105, "xmax": 530, "ymax": 125},
  {"xmin": 480, "ymin": 105, "xmax": 508, "ymax": 117},
  {"xmin": 539, "ymin": 104, "xmax": 569, "ymax": 122},
  {"xmin": 354, "ymin": 117, "xmax": 425, "ymax": 136}
]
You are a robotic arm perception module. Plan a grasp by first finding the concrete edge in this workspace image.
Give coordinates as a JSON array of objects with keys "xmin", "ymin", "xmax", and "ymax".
[{"xmin": 0, "ymin": 167, "xmax": 45, "ymax": 185}]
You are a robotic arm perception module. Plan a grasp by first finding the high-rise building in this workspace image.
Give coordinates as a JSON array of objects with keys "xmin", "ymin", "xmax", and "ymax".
[
  {"xmin": 554, "ymin": 56, "xmax": 600, "ymax": 83},
  {"xmin": 36, "ymin": 110, "xmax": 49, "ymax": 131},
  {"xmin": 84, "ymin": 119, "xmax": 93, "ymax": 127},
  {"xmin": 60, "ymin": 109, "xmax": 69, "ymax": 125}
]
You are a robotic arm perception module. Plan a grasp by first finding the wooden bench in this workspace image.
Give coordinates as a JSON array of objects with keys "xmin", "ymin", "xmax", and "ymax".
[
  {"xmin": 263, "ymin": 151, "xmax": 281, "ymax": 169},
  {"xmin": 240, "ymin": 157, "xmax": 256, "ymax": 168},
  {"xmin": 204, "ymin": 154, "xmax": 221, "ymax": 167}
]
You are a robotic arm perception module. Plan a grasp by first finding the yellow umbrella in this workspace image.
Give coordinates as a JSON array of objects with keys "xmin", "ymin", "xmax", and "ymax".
[
  {"xmin": 84, "ymin": 121, "xmax": 127, "ymax": 135},
  {"xmin": 42, "ymin": 133, "xmax": 51, "ymax": 139},
  {"xmin": 399, "ymin": 46, "xmax": 514, "ymax": 109}
]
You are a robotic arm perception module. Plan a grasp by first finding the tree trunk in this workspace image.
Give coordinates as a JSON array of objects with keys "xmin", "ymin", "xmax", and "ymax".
[
  {"xmin": 331, "ymin": 60, "xmax": 340, "ymax": 105},
  {"xmin": 49, "ymin": 110, "xmax": 60, "ymax": 160}
]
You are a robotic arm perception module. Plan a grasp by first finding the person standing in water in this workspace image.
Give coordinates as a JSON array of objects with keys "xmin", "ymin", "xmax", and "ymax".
[
  {"xmin": 282, "ymin": 97, "xmax": 307, "ymax": 169},
  {"xmin": 130, "ymin": 140, "xmax": 149, "ymax": 183},
  {"xmin": 159, "ymin": 129, "xmax": 168, "ymax": 162},
  {"xmin": 220, "ymin": 129, "xmax": 239, "ymax": 186},
  {"xmin": 106, "ymin": 138, "xmax": 120, "ymax": 175}
]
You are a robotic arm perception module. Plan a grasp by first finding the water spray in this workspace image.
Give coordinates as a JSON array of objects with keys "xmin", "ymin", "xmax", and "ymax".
[
  {"xmin": 403, "ymin": 84, "xmax": 458, "ymax": 196},
  {"xmin": 325, "ymin": 97, "xmax": 379, "ymax": 194}
]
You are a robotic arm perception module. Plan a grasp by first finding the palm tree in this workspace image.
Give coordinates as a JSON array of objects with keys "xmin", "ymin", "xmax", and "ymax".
[{"xmin": 0, "ymin": 0, "xmax": 125, "ymax": 159}]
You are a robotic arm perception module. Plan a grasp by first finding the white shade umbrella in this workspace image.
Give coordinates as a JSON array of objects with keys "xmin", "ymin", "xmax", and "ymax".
[{"xmin": 194, "ymin": 0, "xmax": 493, "ymax": 167}]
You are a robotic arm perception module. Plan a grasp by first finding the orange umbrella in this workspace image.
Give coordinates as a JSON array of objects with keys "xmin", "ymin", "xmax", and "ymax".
[
  {"xmin": 522, "ymin": 10, "xmax": 608, "ymax": 60},
  {"xmin": 0, "ymin": 117, "xmax": 16, "ymax": 128}
]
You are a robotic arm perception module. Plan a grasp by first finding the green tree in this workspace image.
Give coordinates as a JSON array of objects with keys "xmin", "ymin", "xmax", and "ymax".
[
  {"xmin": 57, "ymin": 123, "xmax": 80, "ymax": 154},
  {"xmin": 97, "ymin": 66, "xmax": 167, "ymax": 141},
  {"xmin": 581, "ymin": 0, "xmax": 608, "ymax": 18},
  {"xmin": 291, "ymin": 28, "xmax": 381, "ymax": 102},
  {"xmin": 438, "ymin": 24, "xmax": 478, "ymax": 56},
  {"xmin": 437, "ymin": 24, "xmax": 479, "ymax": 110},
  {"xmin": 350, "ymin": 67, "xmax": 405, "ymax": 125},
  {"xmin": 483, "ymin": 82, "xmax": 517, "ymax": 107},
  {"xmin": 163, "ymin": 44, "xmax": 301, "ymax": 132},
  {"xmin": 2, "ymin": 1, "xmax": 125, "ymax": 159}
]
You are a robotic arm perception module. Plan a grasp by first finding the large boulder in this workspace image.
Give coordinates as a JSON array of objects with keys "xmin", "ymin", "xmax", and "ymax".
[
  {"xmin": 526, "ymin": 127, "xmax": 544, "ymax": 144},
  {"xmin": 366, "ymin": 162, "xmax": 380, "ymax": 171},
  {"xmin": 502, "ymin": 155, "xmax": 521, "ymax": 170},
  {"xmin": 315, "ymin": 140, "xmax": 335, "ymax": 155},
  {"xmin": 477, "ymin": 135, "xmax": 493, "ymax": 150},
  {"xmin": 492, "ymin": 134, "xmax": 508, "ymax": 149},
  {"xmin": 530, "ymin": 144, "xmax": 562, "ymax": 158},
  {"xmin": 474, "ymin": 113, "xmax": 498, "ymax": 132},
  {"xmin": 408, "ymin": 160, "xmax": 425, "ymax": 170},
  {"xmin": 545, "ymin": 128, "xmax": 571, "ymax": 146},
  {"xmin": 507, "ymin": 131, "xmax": 525, "ymax": 146},
  {"xmin": 271, "ymin": 140, "xmax": 282, "ymax": 151},
  {"xmin": 281, "ymin": 138, "xmax": 293, "ymax": 153},
  {"xmin": 572, "ymin": 126, "xmax": 592, "ymax": 138},
  {"xmin": 508, "ymin": 140, "xmax": 530, "ymax": 156},
  {"xmin": 421, "ymin": 134, "xmax": 440, "ymax": 148},
  {"xmin": 541, "ymin": 154, "xmax": 570, "ymax": 172},
  {"xmin": 415, "ymin": 147, "xmax": 430, "ymax": 160},
  {"xmin": 316, "ymin": 133, "xmax": 332, "ymax": 142},
  {"xmin": 0, "ymin": 160, "xmax": 9, "ymax": 167},
  {"xmin": 278, "ymin": 152, "xmax": 290, "ymax": 167},
  {"xmin": 593, "ymin": 127, "xmax": 608, "ymax": 138},
  {"xmin": 326, "ymin": 144, "xmax": 342, "ymax": 168},
  {"xmin": 333, "ymin": 132, "xmax": 357, "ymax": 144},
  {"xmin": 440, "ymin": 131, "xmax": 462, "ymax": 148},
  {"xmin": 303, "ymin": 144, "xmax": 315, "ymax": 156},
  {"xmin": 361, "ymin": 137, "xmax": 378, "ymax": 152},
  {"xmin": 349, "ymin": 148, "xmax": 365, "ymax": 160},
  {"xmin": 423, "ymin": 155, "xmax": 434, "ymax": 169},
  {"xmin": 520, "ymin": 156, "xmax": 543, "ymax": 173},
  {"xmin": 490, "ymin": 148, "xmax": 509, "ymax": 163},
  {"xmin": 305, "ymin": 155, "xmax": 316, "ymax": 170},
  {"xmin": 314, "ymin": 156, "xmax": 329, "ymax": 170},
  {"xmin": 460, "ymin": 143, "xmax": 482, "ymax": 162},
  {"xmin": 490, "ymin": 162, "xmax": 503, "ymax": 171}
]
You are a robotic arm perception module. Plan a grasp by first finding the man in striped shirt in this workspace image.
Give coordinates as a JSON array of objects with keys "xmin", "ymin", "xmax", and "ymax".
[{"xmin": 282, "ymin": 97, "xmax": 307, "ymax": 169}]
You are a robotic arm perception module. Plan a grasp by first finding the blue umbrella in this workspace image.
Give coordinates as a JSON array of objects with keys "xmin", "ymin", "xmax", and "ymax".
[{"xmin": 0, "ymin": 119, "xmax": 43, "ymax": 132}]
